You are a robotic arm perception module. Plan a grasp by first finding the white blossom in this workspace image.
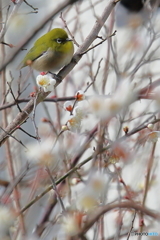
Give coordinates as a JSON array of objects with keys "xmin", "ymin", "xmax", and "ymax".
[
  {"xmin": 78, "ymin": 193, "xmax": 98, "ymax": 212},
  {"xmin": 0, "ymin": 206, "xmax": 15, "ymax": 237},
  {"xmin": 66, "ymin": 106, "xmax": 85, "ymax": 132},
  {"xmin": 89, "ymin": 79, "xmax": 137, "ymax": 120},
  {"xmin": 26, "ymin": 139, "xmax": 63, "ymax": 169},
  {"xmin": 36, "ymin": 74, "xmax": 56, "ymax": 92},
  {"xmin": 62, "ymin": 214, "xmax": 80, "ymax": 236},
  {"xmin": 147, "ymin": 131, "xmax": 160, "ymax": 142}
]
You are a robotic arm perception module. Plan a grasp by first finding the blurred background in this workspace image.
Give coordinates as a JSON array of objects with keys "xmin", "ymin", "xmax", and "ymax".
[{"xmin": 0, "ymin": 0, "xmax": 160, "ymax": 239}]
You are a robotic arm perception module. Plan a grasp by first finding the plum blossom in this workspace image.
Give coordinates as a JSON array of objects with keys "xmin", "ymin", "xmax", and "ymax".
[{"xmin": 36, "ymin": 74, "xmax": 56, "ymax": 92}]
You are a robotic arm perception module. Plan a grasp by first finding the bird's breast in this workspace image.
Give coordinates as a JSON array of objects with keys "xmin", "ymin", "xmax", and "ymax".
[{"xmin": 32, "ymin": 47, "xmax": 73, "ymax": 72}]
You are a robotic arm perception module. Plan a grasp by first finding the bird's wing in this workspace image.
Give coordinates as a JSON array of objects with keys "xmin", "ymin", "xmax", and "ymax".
[{"xmin": 21, "ymin": 43, "xmax": 50, "ymax": 68}]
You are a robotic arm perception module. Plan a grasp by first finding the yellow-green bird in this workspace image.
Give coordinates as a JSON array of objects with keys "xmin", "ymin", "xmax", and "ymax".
[{"xmin": 20, "ymin": 28, "xmax": 74, "ymax": 72}]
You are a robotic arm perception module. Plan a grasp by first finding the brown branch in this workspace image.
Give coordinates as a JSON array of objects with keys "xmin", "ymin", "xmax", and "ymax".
[
  {"xmin": 138, "ymin": 142, "xmax": 156, "ymax": 236},
  {"xmin": 0, "ymin": 96, "xmax": 75, "ymax": 110},
  {"xmin": 0, "ymin": 41, "xmax": 15, "ymax": 48},
  {"xmin": 0, "ymin": 126, "xmax": 27, "ymax": 149},
  {"xmin": 45, "ymin": 167, "xmax": 66, "ymax": 212},
  {"xmin": 80, "ymin": 202, "xmax": 159, "ymax": 235},
  {"xmin": 126, "ymin": 211, "xmax": 137, "ymax": 240},
  {"xmin": 1, "ymin": 164, "xmax": 30, "ymax": 202},
  {"xmin": 0, "ymin": 90, "xmax": 48, "ymax": 146}
]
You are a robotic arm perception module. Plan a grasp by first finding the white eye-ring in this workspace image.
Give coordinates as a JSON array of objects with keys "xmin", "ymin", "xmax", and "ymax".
[{"xmin": 57, "ymin": 38, "xmax": 62, "ymax": 44}]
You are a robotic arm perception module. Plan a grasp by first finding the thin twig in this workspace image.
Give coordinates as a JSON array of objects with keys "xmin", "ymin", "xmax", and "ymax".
[
  {"xmin": 45, "ymin": 167, "xmax": 66, "ymax": 212},
  {"xmin": 0, "ymin": 41, "xmax": 14, "ymax": 48},
  {"xmin": 17, "ymin": 126, "xmax": 38, "ymax": 140},
  {"xmin": 1, "ymin": 163, "xmax": 30, "ymax": 203},
  {"xmin": 126, "ymin": 211, "xmax": 137, "ymax": 240},
  {"xmin": 80, "ymin": 30, "xmax": 117, "ymax": 55},
  {"xmin": 31, "ymin": 93, "xmax": 40, "ymax": 141},
  {"xmin": 0, "ymin": 126, "xmax": 27, "ymax": 149},
  {"xmin": 84, "ymin": 58, "xmax": 103, "ymax": 93},
  {"xmin": 7, "ymin": 82, "xmax": 22, "ymax": 112},
  {"xmin": 60, "ymin": 12, "xmax": 79, "ymax": 47},
  {"xmin": 138, "ymin": 142, "xmax": 156, "ymax": 238},
  {"xmin": 23, "ymin": 0, "xmax": 38, "ymax": 11}
]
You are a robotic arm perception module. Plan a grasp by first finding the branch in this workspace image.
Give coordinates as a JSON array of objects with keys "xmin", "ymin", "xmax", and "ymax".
[
  {"xmin": 80, "ymin": 30, "xmax": 117, "ymax": 55},
  {"xmin": 0, "ymin": 96, "xmax": 75, "ymax": 110},
  {"xmin": 80, "ymin": 202, "xmax": 159, "ymax": 235},
  {"xmin": 0, "ymin": 0, "xmax": 24, "ymax": 41},
  {"xmin": 23, "ymin": 0, "xmax": 38, "ymax": 11}
]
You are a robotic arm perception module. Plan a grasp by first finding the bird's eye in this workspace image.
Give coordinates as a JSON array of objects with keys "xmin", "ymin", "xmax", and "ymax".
[{"xmin": 56, "ymin": 38, "xmax": 62, "ymax": 44}]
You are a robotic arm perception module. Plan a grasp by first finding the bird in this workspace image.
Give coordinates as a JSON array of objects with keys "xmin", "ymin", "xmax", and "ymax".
[
  {"xmin": 20, "ymin": 28, "xmax": 74, "ymax": 73},
  {"xmin": 120, "ymin": 0, "xmax": 160, "ymax": 12},
  {"xmin": 115, "ymin": 0, "xmax": 160, "ymax": 27}
]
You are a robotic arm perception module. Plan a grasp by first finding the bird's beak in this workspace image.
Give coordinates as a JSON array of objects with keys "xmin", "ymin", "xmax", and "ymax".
[{"xmin": 66, "ymin": 38, "xmax": 73, "ymax": 41}]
